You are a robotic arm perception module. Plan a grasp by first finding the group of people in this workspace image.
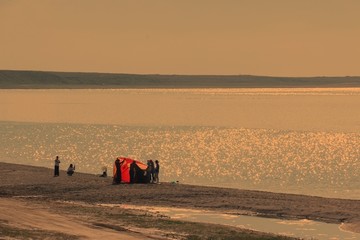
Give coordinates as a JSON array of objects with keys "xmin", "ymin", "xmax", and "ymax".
[
  {"xmin": 147, "ymin": 159, "xmax": 160, "ymax": 184},
  {"xmin": 54, "ymin": 156, "xmax": 160, "ymax": 185},
  {"xmin": 113, "ymin": 158, "xmax": 160, "ymax": 184},
  {"xmin": 53, "ymin": 156, "xmax": 75, "ymax": 177}
]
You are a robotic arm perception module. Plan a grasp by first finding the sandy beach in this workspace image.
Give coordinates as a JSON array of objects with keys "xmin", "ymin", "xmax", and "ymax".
[
  {"xmin": 2, "ymin": 2, "xmax": 360, "ymax": 239},
  {"xmin": 0, "ymin": 162, "xmax": 359, "ymax": 239}
]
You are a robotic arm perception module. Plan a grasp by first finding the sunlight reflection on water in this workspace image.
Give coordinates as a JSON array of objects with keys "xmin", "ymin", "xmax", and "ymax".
[
  {"xmin": 1, "ymin": 122, "xmax": 359, "ymax": 199},
  {"xmin": 1, "ymin": 88, "xmax": 359, "ymax": 199}
]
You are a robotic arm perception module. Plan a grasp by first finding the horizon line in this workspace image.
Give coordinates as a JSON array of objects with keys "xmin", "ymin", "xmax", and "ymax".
[{"xmin": 1, "ymin": 69, "xmax": 359, "ymax": 79}]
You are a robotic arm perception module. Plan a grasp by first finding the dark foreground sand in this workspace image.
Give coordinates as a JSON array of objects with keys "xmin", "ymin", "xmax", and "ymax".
[{"xmin": 0, "ymin": 162, "xmax": 359, "ymax": 239}]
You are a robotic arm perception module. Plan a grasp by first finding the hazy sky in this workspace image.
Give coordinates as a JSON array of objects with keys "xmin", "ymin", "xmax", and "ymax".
[{"xmin": 1, "ymin": 0, "xmax": 360, "ymax": 76}]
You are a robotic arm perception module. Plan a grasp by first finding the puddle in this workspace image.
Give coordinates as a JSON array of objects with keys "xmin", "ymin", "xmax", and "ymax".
[{"xmin": 101, "ymin": 204, "xmax": 360, "ymax": 240}]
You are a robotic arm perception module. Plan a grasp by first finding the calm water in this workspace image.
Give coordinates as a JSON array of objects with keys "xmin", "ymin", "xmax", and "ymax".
[
  {"xmin": 0, "ymin": 88, "xmax": 359, "ymax": 199},
  {"xmin": 116, "ymin": 205, "xmax": 360, "ymax": 240}
]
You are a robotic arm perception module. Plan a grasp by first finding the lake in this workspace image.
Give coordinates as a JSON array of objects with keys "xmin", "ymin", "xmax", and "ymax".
[{"xmin": 0, "ymin": 88, "xmax": 359, "ymax": 199}]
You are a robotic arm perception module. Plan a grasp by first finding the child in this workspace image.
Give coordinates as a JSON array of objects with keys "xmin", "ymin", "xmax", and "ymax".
[{"xmin": 67, "ymin": 164, "xmax": 75, "ymax": 176}]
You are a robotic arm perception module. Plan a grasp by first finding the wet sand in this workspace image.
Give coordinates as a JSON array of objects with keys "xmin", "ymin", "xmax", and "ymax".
[
  {"xmin": 0, "ymin": 162, "xmax": 359, "ymax": 239},
  {"xmin": 0, "ymin": 198, "xmax": 147, "ymax": 240}
]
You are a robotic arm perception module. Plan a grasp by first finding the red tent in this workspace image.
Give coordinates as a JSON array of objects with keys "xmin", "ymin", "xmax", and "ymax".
[{"xmin": 113, "ymin": 157, "xmax": 148, "ymax": 183}]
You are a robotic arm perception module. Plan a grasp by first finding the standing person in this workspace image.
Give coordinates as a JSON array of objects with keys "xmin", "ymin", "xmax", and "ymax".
[
  {"xmin": 129, "ymin": 160, "xmax": 137, "ymax": 184},
  {"xmin": 154, "ymin": 160, "xmax": 160, "ymax": 184},
  {"xmin": 113, "ymin": 159, "xmax": 121, "ymax": 184},
  {"xmin": 146, "ymin": 160, "xmax": 152, "ymax": 183},
  {"xmin": 54, "ymin": 156, "xmax": 60, "ymax": 177},
  {"xmin": 67, "ymin": 164, "xmax": 75, "ymax": 176},
  {"xmin": 149, "ymin": 160, "xmax": 155, "ymax": 183}
]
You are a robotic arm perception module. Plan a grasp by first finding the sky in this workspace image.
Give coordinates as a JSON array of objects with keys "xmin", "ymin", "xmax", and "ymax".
[{"xmin": 1, "ymin": 0, "xmax": 360, "ymax": 77}]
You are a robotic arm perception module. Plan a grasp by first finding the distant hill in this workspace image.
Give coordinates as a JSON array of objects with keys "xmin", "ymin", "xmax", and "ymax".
[{"xmin": 1, "ymin": 70, "xmax": 360, "ymax": 88}]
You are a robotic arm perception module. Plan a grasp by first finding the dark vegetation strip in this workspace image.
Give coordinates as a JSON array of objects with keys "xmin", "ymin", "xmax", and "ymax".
[{"xmin": 1, "ymin": 70, "xmax": 360, "ymax": 88}]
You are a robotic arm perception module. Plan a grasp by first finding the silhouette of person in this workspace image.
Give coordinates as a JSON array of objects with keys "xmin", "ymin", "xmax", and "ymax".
[
  {"xmin": 130, "ymin": 160, "xmax": 137, "ymax": 184},
  {"xmin": 54, "ymin": 156, "xmax": 60, "ymax": 177},
  {"xmin": 146, "ymin": 160, "xmax": 153, "ymax": 183},
  {"xmin": 100, "ymin": 166, "xmax": 107, "ymax": 177},
  {"xmin": 113, "ymin": 159, "xmax": 121, "ymax": 184},
  {"xmin": 154, "ymin": 160, "xmax": 160, "ymax": 183},
  {"xmin": 67, "ymin": 164, "xmax": 75, "ymax": 176}
]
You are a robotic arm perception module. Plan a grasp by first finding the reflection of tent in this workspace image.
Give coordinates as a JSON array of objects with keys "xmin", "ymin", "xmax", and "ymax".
[{"xmin": 113, "ymin": 157, "xmax": 149, "ymax": 183}]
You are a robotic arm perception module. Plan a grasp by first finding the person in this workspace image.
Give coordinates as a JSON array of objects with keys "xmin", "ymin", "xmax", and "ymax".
[
  {"xmin": 99, "ymin": 166, "xmax": 107, "ymax": 177},
  {"xmin": 129, "ymin": 160, "xmax": 137, "ymax": 184},
  {"xmin": 150, "ymin": 160, "xmax": 155, "ymax": 183},
  {"xmin": 67, "ymin": 164, "xmax": 75, "ymax": 176},
  {"xmin": 113, "ymin": 159, "xmax": 121, "ymax": 184},
  {"xmin": 146, "ymin": 160, "xmax": 153, "ymax": 183},
  {"xmin": 54, "ymin": 156, "xmax": 60, "ymax": 177},
  {"xmin": 154, "ymin": 160, "xmax": 160, "ymax": 184}
]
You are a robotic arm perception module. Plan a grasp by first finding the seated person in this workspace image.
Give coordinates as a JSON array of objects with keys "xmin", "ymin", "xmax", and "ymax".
[
  {"xmin": 100, "ymin": 166, "xmax": 107, "ymax": 177},
  {"xmin": 67, "ymin": 164, "xmax": 75, "ymax": 176}
]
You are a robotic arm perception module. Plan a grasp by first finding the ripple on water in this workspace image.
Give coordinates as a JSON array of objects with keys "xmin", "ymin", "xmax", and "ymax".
[{"xmin": 0, "ymin": 122, "xmax": 359, "ymax": 199}]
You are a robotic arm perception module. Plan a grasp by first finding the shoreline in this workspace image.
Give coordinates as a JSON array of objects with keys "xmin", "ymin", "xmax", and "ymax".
[
  {"xmin": 0, "ymin": 162, "xmax": 359, "ymax": 239},
  {"xmin": 1, "ymin": 162, "xmax": 359, "ymax": 224}
]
